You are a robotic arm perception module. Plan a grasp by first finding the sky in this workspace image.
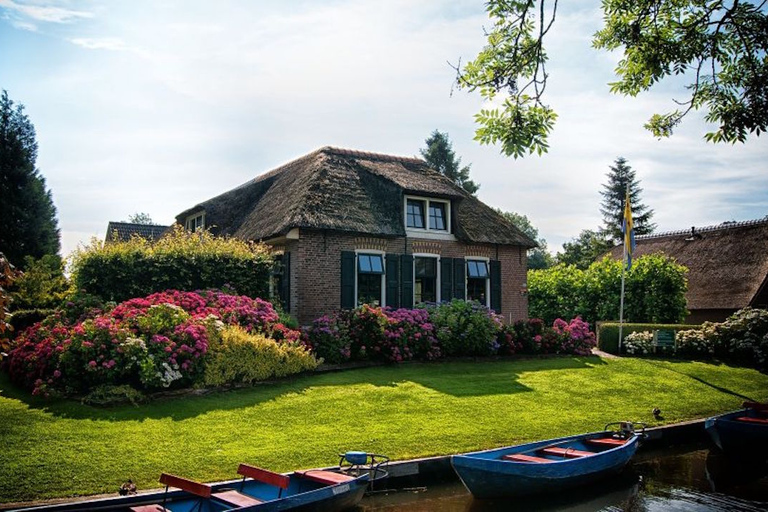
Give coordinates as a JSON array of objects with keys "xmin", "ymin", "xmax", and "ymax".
[{"xmin": 1, "ymin": 0, "xmax": 766, "ymax": 259}]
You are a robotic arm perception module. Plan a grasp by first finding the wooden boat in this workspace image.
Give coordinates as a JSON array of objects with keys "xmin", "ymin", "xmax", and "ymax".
[
  {"xmin": 451, "ymin": 422, "xmax": 645, "ymax": 499},
  {"xmin": 10, "ymin": 452, "xmax": 389, "ymax": 512},
  {"xmin": 705, "ymin": 401, "xmax": 768, "ymax": 460}
]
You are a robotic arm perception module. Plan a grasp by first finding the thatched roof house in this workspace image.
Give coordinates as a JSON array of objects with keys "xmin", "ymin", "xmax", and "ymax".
[
  {"xmin": 105, "ymin": 221, "xmax": 170, "ymax": 243},
  {"xmin": 175, "ymin": 146, "xmax": 536, "ymax": 324},
  {"xmin": 607, "ymin": 218, "xmax": 768, "ymax": 323}
]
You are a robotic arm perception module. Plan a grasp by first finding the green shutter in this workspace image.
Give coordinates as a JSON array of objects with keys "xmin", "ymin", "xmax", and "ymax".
[
  {"xmin": 453, "ymin": 257, "xmax": 465, "ymax": 300},
  {"xmin": 386, "ymin": 254, "xmax": 400, "ymax": 308},
  {"xmin": 490, "ymin": 259, "xmax": 502, "ymax": 313},
  {"xmin": 400, "ymin": 254, "xmax": 414, "ymax": 309},
  {"xmin": 281, "ymin": 252, "xmax": 291, "ymax": 313},
  {"xmin": 440, "ymin": 257, "xmax": 453, "ymax": 301},
  {"xmin": 341, "ymin": 251, "xmax": 356, "ymax": 309}
]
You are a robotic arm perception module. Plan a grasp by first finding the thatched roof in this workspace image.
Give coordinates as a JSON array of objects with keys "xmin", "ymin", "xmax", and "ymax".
[
  {"xmin": 105, "ymin": 222, "xmax": 170, "ymax": 243},
  {"xmin": 176, "ymin": 147, "xmax": 536, "ymax": 247},
  {"xmin": 607, "ymin": 218, "xmax": 768, "ymax": 310}
]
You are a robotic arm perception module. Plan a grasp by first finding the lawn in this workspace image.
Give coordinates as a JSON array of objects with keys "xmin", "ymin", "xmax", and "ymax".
[{"xmin": 1, "ymin": 356, "xmax": 767, "ymax": 504}]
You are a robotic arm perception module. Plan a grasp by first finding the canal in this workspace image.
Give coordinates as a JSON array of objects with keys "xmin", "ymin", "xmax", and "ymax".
[{"xmin": 357, "ymin": 443, "xmax": 768, "ymax": 511}]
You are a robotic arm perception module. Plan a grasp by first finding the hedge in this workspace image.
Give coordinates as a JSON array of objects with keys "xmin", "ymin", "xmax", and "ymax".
[
  {"xmin": 597, "ymin": 322, "xmax": 700, "ymax": 354},
  {"xmin": 71, "ymin": 226, "xmax": 273, "ymax": 303}
]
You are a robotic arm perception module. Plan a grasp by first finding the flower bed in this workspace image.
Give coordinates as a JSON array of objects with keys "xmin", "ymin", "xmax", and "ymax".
[
  {"xmin": 4, "ymin": 290, "xmax": 307, "ymax": 396},
  {"xmin": 303, "ymin": 301, "xmax": 596, "ymax": 364}
]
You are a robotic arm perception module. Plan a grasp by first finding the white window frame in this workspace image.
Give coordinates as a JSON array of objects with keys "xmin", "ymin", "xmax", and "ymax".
[
  {"xmin": 185, "ymin": 212, "xmax": 205, "ymax": 232},
  {"xmin": 412, "ymin": 253, "xmax": 441, "ymax": 305},
  {"xmin": 354, "ymin": 250, "xmax": 386, "ymax": 307},
  {"xmin": 404, "ymin": 195, "xmax": 451, "ymax": 235},
  {"xmin": 465, "ymin": 256, "xmax": 490, "ymax": 308}
]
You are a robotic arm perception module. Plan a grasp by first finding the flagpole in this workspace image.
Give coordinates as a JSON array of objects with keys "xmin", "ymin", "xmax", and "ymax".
[
  {"xmin": 619, "ymin": 249, "xmax": 626, "ymax": 353},
  {"xmin": 618, "ymin": 184, "xmax": 630, "ymax": 354}
]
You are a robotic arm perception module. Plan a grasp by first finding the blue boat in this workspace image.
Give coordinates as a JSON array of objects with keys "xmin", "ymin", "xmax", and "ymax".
[
  {"xmin": 9, "ymin": 452, "xmax": 388, "ymax": 512},
  {"xmin": 705, "ymin": 401, "xmax": 768, "ymax": 460},
  {"xmin": 451, "ymin": 422, "xmax": 645, "ymax": 499}
]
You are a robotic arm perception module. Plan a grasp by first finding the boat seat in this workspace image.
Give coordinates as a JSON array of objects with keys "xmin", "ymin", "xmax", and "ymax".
[
  {"xmin": 129, "ymin": 473, "xmax": 211, "ymax": 512},
  {"xmin": 540, "ymin": 447, "xmax": 594, "ymax": 458},
  {"xmin": 735, "ymin": 416, "xmax": 768, "ymax": 425},
  {"xmin": 129, "ymin": 506, "xmax": 167, "ymax": 512},
  {"xmin": 213, "ymin": 489, "xmax": 263, "ymax": 507},
  {"xmin": 586, "ymin": 438, "xmax": 628, "ymax": 447},
  {"xmin": 501, "ymin": 453, "xmax": 552, "ymax": 463},
  {"xmin": 295, "ymin": 470, "xmax": 356, "ymax": 485}
]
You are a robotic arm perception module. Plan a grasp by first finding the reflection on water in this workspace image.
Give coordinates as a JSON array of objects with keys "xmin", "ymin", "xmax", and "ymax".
[{"xmin": 359, "ymin": 445, "xmax": 768, "ymax": 511}]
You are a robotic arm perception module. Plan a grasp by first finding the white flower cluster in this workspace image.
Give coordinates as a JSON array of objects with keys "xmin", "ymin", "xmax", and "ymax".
[
  {"xmin": 623, "ymin": 331, "xmax": 654, "ymax": 355},
  {"xmin": 156, "ymin": 362, "xmax": 183, "ymax": 388}
]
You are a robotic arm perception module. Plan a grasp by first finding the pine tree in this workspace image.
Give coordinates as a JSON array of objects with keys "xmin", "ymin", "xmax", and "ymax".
[
  {"xmin": 0, "ymin": 90, "xmax": 60, "ymax": 267},
  {"xmin": 420, "ymin": 130, "xmax": 479, "ymax": 195},
  {"xmin": 599, "ymin": 157, "xmax": 655, "ymax": 242}
]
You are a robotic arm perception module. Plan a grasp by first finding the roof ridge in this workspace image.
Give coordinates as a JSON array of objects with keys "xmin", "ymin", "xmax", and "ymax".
[
  {"xmin": 321, "ymin": 146, "xmax": 426, "ymax": 165},
  {"xmin": 107, "ymin": 221, "xmax": 169, "ymax": 228},
  {"xmin": 635, "ymin": 217, "xmax": 768, "ymax": 241}
]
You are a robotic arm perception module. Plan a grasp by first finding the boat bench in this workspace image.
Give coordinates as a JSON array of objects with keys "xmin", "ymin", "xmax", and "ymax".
[
  {"xmin": 540, "ymin": 447, "xmax": 594, "ymax": 458},
  {"xmin": 501, "ymin": 453, "xmax": 552, "ymax": 463},
  {"xmin": 212, "ymin": 464, "xmax": 289, "ymax": 507},
  {"xmin": 129, "ymin": 473, "xmax": 211, "ymax": 512},
  {"xmin": 295, "ymin": 469, "xmax": 356, "ymax": 485},
  {"xmin": 735, "ymin": 416, "xmax": 768, "ymax": 425},
  {"xmin": 586, "ymin": 438, "xmax": 628, "ymax": 447}
]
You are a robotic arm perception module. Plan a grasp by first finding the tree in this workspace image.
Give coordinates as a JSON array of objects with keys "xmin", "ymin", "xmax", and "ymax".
[
  {"xmin": 599, "ymin": 157, "xmax": 655, "ymax": 242},
  {"xmin": 456, "ymin": 1, "xmax": 768, "ymax": 158},
  {"xmin": 420, "ymin": 130, "xmax": 479, "ymax": 194},
  {"xmin": 0, "ymin": 90, "xmax": 60, "ymax": 267},
  {"xmin": 127, "ymin": 212, "xmax": 154, "ymax": 224},
  {"xmin": 557, "ymin": 230, "xmax": 613, "ymax": 270},
  {"xmin": 498, "ymin": 210, "xmax": 553, "ymax": 269}
]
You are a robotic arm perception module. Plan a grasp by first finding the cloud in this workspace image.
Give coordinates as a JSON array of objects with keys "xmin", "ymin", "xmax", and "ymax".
[
  {"xmin": 69, "ymin": 37, "xmax": 127, "ymax": 51},
  {"xmin": 0, "ymin": 0, "xmax": 92, "ymax": 23},
  {"xmin": 11, "ymin": 18, "xmax": 35, "ymax": 30}
]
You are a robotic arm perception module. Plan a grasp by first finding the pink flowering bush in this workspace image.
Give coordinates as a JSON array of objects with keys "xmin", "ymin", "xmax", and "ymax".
[
  {"xmin": 551, "ymin": 316, "xmax": 597, "ymax": 355},
  {"xmin": 4, "ymin": 290, "xmax": 302, "ymax": 396}
]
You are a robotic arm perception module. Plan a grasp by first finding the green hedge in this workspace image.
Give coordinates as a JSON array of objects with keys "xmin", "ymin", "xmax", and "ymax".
[
  {"xmin": 71, "ymin": 226, "xmax": 273, "ymax": 303},
  {"xmin": 598, "ymin": 322, "xmax": 699, "ymax": 354},
  {"xmin": 9, "ymin": 308, "xmax": 55, "ymax": 336}
]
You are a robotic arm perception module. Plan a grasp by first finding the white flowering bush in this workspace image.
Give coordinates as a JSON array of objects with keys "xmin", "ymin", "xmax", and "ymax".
[
  {"xmin": 676, "ymin": 329, "xmax": 714, "ymax": 358},
  {"xmin": 623, "ymin": 331, "xmax": 654, "ymax": 355}
]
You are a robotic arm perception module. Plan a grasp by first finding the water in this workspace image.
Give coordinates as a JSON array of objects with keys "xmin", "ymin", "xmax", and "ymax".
[{"xmin": 358, "ymin": 444, "xmax": 768, "ymax": 511}]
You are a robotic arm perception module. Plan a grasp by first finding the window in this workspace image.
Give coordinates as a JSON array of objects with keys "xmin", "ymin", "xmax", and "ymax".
[
  {"xmin": 405, "ymin": 196, "xmax": 450, "ymax": 233},
  {"xmin": 185, "ymin": 212, "xmax": 205, "ymax": 231},
  {"xmin": 414, "ymin": 256, "xmax": 437, "ymax": 304},
  {"xmin": 466, "ymin": 259, "xmax": 489, "ymax": 306},
  {"xmin": 406, "ymin": 199, "xmax": 425, "ymax": 229},
  {"xmin": 357, "ymin": 253, "xmax": 384, "ymax": 306},
  {"xmin": 429, "ymin": 202, "xmax": 446, "ymax": 231}
]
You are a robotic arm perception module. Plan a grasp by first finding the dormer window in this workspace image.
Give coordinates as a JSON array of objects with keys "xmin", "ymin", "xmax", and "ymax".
[
  {"xmin": 185, "ymin": 212, "xmax": 205, "ymax": 231},
  {"xmin": 405, "ymin": 196, "xmax": 450, "ymax": 233}
]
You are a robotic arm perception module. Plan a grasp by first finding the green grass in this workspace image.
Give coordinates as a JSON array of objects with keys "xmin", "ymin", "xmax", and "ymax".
[{"xmin": 1, "ymin": 356, "xmax": 767, "ymax": 504}]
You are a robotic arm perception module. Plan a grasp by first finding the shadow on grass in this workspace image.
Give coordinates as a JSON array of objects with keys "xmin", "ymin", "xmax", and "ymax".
[
  {"xmin": 642, "ymin": 358, "xmax": 760, "ymax": 403},
  {"xmin": 0, "ymin": 356, "xmax": 607, "ymax": 422}
]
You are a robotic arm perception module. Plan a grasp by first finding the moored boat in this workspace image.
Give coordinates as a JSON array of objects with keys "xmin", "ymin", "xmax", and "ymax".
[
  {"xmin": 9, "ymin": 452, "xmax": 388, "ymax": 512},
  {"xmin": 451, "ymin": 422, "xmax": 645, "ymax": 499},
  {"xmin": 705, "ymin": 401, "xmax": 768, "ymax": 460}
]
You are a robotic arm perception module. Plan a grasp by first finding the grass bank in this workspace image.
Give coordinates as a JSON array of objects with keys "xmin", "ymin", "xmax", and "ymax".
[{"xmin": 1, "ymin": 356, "xmax": 766, "ymax": 504}]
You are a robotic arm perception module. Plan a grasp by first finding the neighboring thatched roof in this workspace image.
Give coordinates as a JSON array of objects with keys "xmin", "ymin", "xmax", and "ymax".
[
  {"xmin": 176, "ymin": 147, "xmax": 536, "ymax": 247},
  {"xmin": 105, "ymin": 222, "xmax": 170, "ymax": 243},
  {"xmin": 607, "ymin": 218, "xmax": 768, "ymax": 310}
]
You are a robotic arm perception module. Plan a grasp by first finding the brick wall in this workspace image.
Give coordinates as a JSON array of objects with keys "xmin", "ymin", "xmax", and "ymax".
[{"xmin": 288, "ymin": 229, "xmax": 529, "ymax": 324}]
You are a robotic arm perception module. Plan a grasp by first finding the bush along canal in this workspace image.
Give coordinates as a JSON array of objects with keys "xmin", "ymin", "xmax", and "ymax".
[{"xmin": 358, "ymin": 423, "xmax": 768, "ymax": 511}]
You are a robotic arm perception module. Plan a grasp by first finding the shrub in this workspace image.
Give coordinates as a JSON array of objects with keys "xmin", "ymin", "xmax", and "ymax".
[
  {"xmin": 529, "ymin": 255, "xmax": 688, "ymax": 327},
  {"xmin": 203, "ymin": 326, "xmax": 317, "ymax": 387},
  {"xmin": 623, "ymin": 331, "xmax": 654, "ymax": 355},
  {"xmin": 551, "ymin": 317, "xmax": 597, "ymax": 356},
  {"xmin": 3, "ymin": 290, "xmax": 301, "ymax": 396},
  {"xmin": 82, "ymin": 384, "xmax": 146, "ymax": 407},
  {"xmin": 0, "ymin": 253, "xmax": 20, "ymax": 359},
  {"xmin": 379, "ymin": 307, "xmax": 440, "ymax": 362},
  {"xmin": 511, "ymin": 318, "xmax": 546, "ymax": 353},
  {"xmin": 712, "ymin": 308, "xmax": 768, "ymax": 371},
  {"xmin": 676, "ymin": 328, "xmax": 715, "ymax": 358},
  {"xmin": 8, "ymin": 255, "xmax": 69, "ymax": 311},
  {"xmin": 426, "ymin": 300, "xmax": 503, "ymax": 357},
  {"xmin": 597, "ymin": 323, "xmax": 699, "ymax": 354},
  {"xmin": 303, "ymin": 311, "xmax": 353, "ymax": 364},
  {"xmin": 8, "ymin": 308, "xmax": 55, "ymax": 336},
  {"xmin": 70, "ymin": 226, "xmax": 273, "ymax": 303}
]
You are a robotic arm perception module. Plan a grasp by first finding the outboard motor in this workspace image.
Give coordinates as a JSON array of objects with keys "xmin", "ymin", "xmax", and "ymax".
[{"xmin": 339, "ymin": 451, "xmax": 389, "ymax": 490}]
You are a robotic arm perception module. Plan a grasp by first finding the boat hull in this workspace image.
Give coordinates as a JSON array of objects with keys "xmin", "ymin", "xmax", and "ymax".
[
  {"xmin": 451, "ymin": 431, "xmax": 640, "ymax": 499},
  {"xmin": 705, "ymin": 409, "xmax": 768, "ymax": 460},
  {"xmin": 9, "ymin": 471, "xmax": 369, "ymax": 512}
]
